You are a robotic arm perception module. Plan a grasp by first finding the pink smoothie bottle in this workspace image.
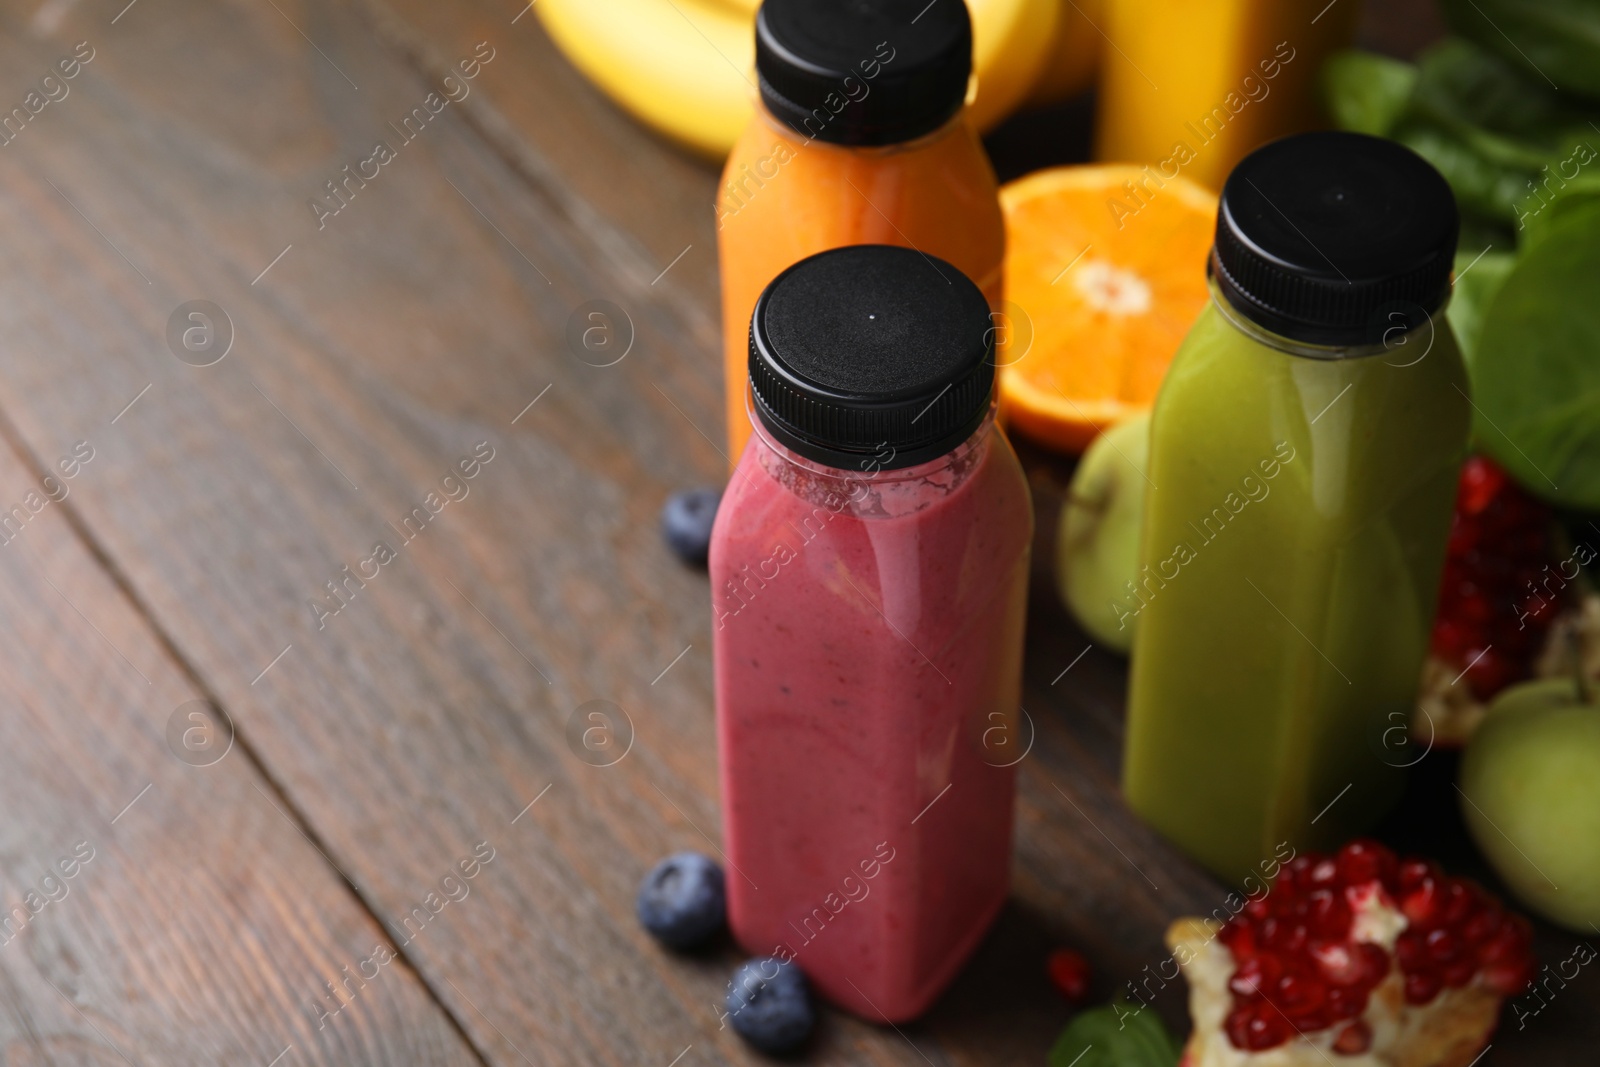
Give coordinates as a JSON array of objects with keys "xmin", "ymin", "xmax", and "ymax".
[{"xmin": 710, "ymin": 245, "xmax": 1033, "ymax": 1022}]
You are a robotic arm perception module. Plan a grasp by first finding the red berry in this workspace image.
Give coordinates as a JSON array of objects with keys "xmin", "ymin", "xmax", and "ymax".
[{"xmin": 1047, "ymin": 948, "xmax": 1091, "ymax": 1002}]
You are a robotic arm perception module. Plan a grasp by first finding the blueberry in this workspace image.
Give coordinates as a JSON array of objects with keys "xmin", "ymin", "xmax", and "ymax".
[
  {"xmin": 660, "ymin": 487, "xmax": 721, "ymax": 566},
  {"xmin": 636, "ymin": 852, "xmax": 725, "ymax": 950},
  {"xmin": 725, "ymin": 957, "xmax": 815, "ymax": 1055}
]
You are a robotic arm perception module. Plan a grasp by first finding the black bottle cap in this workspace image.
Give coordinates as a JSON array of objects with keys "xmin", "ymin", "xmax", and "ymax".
[
  {"xmin": 755, "ymin": 0, "xmax": 971, "ymax": 147},
  {"xmin": 1213, "ymin": 131, "xmax": 1459, "ymax": 347},
  {"xmin": 749, "ymin": 245, "xmax": 994, "ymax": 471}
]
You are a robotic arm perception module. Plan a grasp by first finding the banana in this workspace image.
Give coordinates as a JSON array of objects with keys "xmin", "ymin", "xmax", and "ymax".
[
  {"xmin": 968, "ymin": 0, "xmax": 1060, "ymax": 131},
  {"xmin": 534, "ymin": 0, "xmax": 755, "ymax": 160},
  {"xmin": 537, "ymin": 0, "xmax": 1065, "ymax": 159},
  {"xmin": 1025, "ymin": 0, "xmax": 1104, "ymax": 107}
]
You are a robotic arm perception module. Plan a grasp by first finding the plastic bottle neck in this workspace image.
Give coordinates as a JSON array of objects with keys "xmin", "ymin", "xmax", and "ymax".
[
  {"xmin": 743, "ymin": 394, "xmax": 996, "ymax": 517},
  {"xmin": 1208, "ymin": 272, "xmax": 1446, "ymax": 363}
]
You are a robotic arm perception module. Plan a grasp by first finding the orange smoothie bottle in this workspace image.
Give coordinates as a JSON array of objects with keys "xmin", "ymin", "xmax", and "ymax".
[
  {"xmin": 1093, "ymin": 0, "xmax": 1359, "ymax": 191},
  {"xmin": 716, "ymin": 0, "xmax": 1005, "ymax": 464}
]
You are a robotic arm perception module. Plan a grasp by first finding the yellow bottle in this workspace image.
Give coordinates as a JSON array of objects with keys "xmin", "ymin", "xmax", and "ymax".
[{"xmin": 1093, "ymin": 0, "xmax": 1358, "ymax": 192}]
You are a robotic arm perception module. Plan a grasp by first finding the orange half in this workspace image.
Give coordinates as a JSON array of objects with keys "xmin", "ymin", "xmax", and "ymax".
[{"xmin": 999, "ymin": 165, "xmax": 1217, "ymax": 453}]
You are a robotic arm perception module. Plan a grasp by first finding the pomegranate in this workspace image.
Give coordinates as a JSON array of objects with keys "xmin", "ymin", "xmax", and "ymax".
[
  {"xmin": 1168, "ymin": 839, "xmax": 1536, "ymax": 1065},
  {"xmin": 1431, "ymin": 456, "xmax": 1566, "ymax": 702}
]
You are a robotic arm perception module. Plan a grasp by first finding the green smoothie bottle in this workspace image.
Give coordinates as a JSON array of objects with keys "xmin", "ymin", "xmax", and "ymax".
[{"xmin": 1122, "ymin": 132, "xmax": 1470, "ymax": 883}]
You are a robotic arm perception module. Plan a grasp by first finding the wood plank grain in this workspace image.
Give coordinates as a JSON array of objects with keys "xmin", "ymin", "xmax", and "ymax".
[
  {"xmin": 0, "ymin": 1, "xmax": 1590, "ymax": 1065},
  {"xmin": 0, "ymin": 411, "xmax": 480, "ymax": 1062}
]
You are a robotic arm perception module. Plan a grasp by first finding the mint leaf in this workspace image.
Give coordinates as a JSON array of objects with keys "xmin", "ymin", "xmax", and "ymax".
[{"xmin": 1047, "ymin": 1000, "xmax": 1181, "ymax": 1067}]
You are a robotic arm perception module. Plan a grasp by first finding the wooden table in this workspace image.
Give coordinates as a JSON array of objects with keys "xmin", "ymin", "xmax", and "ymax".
[{"xmin": 0, "ymin": 0, "xmax": 1591, "ymax": 1063}]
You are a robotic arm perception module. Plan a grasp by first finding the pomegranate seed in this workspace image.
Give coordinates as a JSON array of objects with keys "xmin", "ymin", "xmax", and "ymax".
[
  {"xmin": 1463, "ymin": 907, "xmax": 1505, "ymax": 945},
  {"xmin": 1235, "ymin": 1002, "xmax": 1292, "ymax": 1051},
  {"xmin": 1046, "ymin": 948, "xmax": 1091, "ymax": 1002},
  {"xmin": 1332, "ymin": 1020, "xmax": 1373, "ymax": 1055},
  {"xmin": 1398, "ymin": 859, "xmax": 1434, "ymax": 892},
  {"xmin": 1356, "ymin": 943, "xmax": 1389, "ymax": 984},
  {"xmin": 1403, "ymin": 969, "xmax": 1442, "ymax": 1005},
  {"xmin": 1426, "ymin": 927, "xmax": 1463, "ymax": 964},
  {"xmin": 1309, "ymin": 859, "xmax": 1339, "ymax": 887},
  {"xmin": 1279, "ymin": 855, "xmax": 1315, "ymax": 893},
  {"xmin": 1431, "ymin": 455, "xmax": 1564, "ymax": 700},
  {"xmin": 1480, "ymin": 920, "xmax": 1531, "ymax": 964},
  {"xmin": 1483, "ymin": 958, "xmax": 1536, "ymax": 996},
  {"xmin": 1219, "ymin": 919, "xmax": 1254, "ymax": 954},
  {"xmin": 1292, "ymin": 1008, "xmax": 1332, "ymax": 1033},
  {"xmin": 1441, "ymin": 882, "xmax": 1475, "ymax": 926},
  {"xmin": 1275, "ymin": 972, "xmax": 1328, "ymax": 1015},
  {"xmin": 1334, "ymin": 839, "xmax": 1395, "ymax": 889},
  {"xmin": 1229, "ymin": 952, "xmax": 1283, "ymax": 998},
  {"xmin": 1401, "ymin": 877, "xmax": 1442, "ymax": 926},
  {"xmin": 1281, "ymin": 924, "xmax": 1309, "ymax": 953},
  {"xmin": 1458, "ymin": 456, "xmax": 1506, "ymax": 513},
  {"xmin": 1311, "ymin": 942, "xmax": 1356, "ymax": 984},
  {"xmin": 1307, "ymin": 890, "xmax": 1352, "ymax": 940},
  {"xmin": 1325, "ymin": 984, "xmax": 1369, "ymax": 1020},
  {"xmin": 1224, "ymin": 1006, "xmax": 1253, "ymax": 1049},
  {"xmin": 1441, "ymin": 959, "xmax": 1478, "ymax": 988},
  {"xmin": 1396, "ymin": 929, "xmax": 1426, "ymax": 971}
]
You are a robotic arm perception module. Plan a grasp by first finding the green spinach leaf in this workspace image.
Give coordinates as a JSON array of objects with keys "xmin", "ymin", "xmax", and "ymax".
[
  {"xmin": 1519, "ymin": 175, "xmax": 1600, "ymax": 248},
  {"xmin": 1442, "ymin": 0, "xmax": 1600, "ymax": 100},
  {"xmin": 1047, "ymin": 1000, "xmax": 1181, "ymax": 1067},
  {"xmin": 1320, "ymin": 50, "xmax": 1417, "ymax": 136},
  {"xmin": 1407, "ymin": 39, "xmax": 1586, "ymax": 169},
  {"xmin": 1394, "ymin": 123, "xmax": 1533, "ymax": 223},
  {"xmin": 1447, "ymin": 246, "xmax": 1517, "ymax": 373},
  {"xmin": 1470, "ymin": 199, "xmax": 1600, "ymax": 508}
]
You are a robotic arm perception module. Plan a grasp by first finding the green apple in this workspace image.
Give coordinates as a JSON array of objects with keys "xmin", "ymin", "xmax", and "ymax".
[
  {"xmin": 1459, "ymin": 676, "xmax": 1600, "ymax": 931},
  {"xmin": 1055, "ymin": 412, "xmax": 1149, "ymax": 654}
]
